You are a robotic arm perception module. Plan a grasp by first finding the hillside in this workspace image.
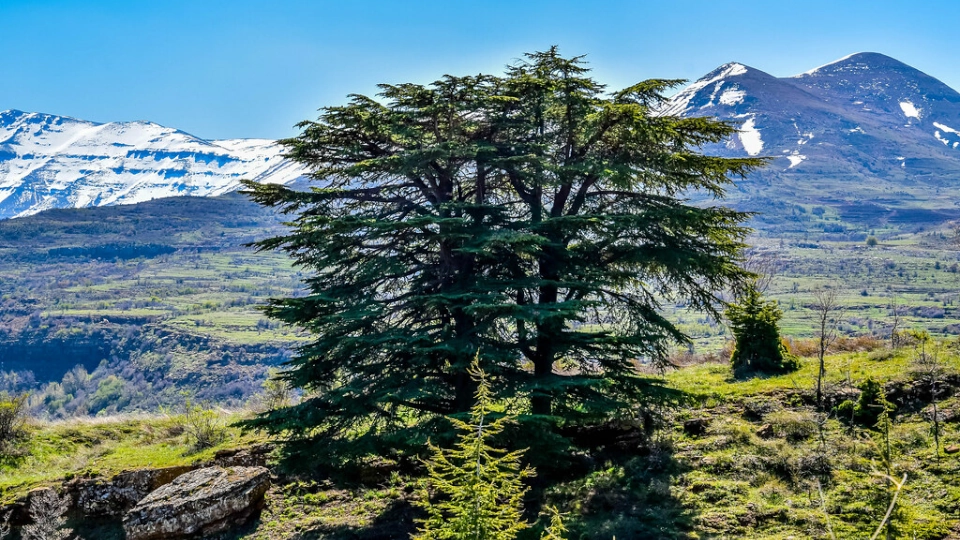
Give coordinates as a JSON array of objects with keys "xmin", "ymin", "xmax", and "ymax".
[
  {"xmin": 2, "ymin": 345, "xmax": 959, "ymax": 538},
  {"xmin": 0, "ymin": 191, "xmax": 304, "ymax": 417}
]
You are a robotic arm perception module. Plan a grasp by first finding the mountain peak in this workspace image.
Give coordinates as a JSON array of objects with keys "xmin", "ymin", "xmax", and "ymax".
[
  {"xmin": 659, "ymin": 62, "xmax": 778, "ymax": 116},
  {"xmin": 793, "ymin": 52, "xmax": 913, "ymax": 78},
  {"xmin": 0, "ymin": 109, "xmax": 28, "ymax": 127}
]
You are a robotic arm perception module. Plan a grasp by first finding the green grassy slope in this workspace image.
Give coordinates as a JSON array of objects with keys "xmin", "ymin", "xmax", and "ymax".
[{"xmin": 3, "ymin": 345, "xmax": 958, "ymax": 539}]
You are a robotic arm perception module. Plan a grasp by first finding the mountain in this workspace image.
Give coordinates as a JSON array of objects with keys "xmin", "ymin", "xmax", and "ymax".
[
  {"xmin": 0, "ymin": 110, "xmax": 306, "ymax": 219},
  {"xmin": 663, "ymin": 53, "xmax": 960, "ymax": 223}
]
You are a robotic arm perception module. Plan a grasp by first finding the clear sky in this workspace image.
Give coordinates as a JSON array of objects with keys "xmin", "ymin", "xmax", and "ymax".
[{"xmin": 3, "ymin": 0, "xmax": 959, "ymax": 140}]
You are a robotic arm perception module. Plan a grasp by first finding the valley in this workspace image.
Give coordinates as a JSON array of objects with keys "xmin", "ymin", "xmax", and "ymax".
[{"xmin": 0, "ymin": 192, "xmax": 303, "ymax": 417}]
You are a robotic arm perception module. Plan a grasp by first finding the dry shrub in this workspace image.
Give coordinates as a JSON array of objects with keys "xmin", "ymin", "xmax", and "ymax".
[
  {"xmin": 174, "ymin": 399, "xmax": 228, "ymax": 451},
  {"xmin": 0, "ymin": 393, "xmax": 28, "ymax": 454},
  {"xmin": 21, "ymin": 488, "xmax": 71, "ymax": 540},
  {"xmin": 764, "ymin": 410, "xmax": 818, "ymax": 442},
  {"xmin": 667, "ymin": 341, "xmax": 734, "ymax": 368},
  {"xmin": 785, "ymin": 335, "xmax": 884, "ymax": 357}
]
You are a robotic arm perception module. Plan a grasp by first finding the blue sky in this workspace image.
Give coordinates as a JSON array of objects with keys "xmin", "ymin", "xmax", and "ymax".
[{"xmin": 3, "ymin": 0, "xmax": 959, "ymax": 139}]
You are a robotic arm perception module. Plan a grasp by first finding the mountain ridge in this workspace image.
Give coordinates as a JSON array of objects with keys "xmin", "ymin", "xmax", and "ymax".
[
  {"xmin": 663, "ymin": 52, "xmax": 960, "ymax": 221},
  {"xmin": 0, "ymin": 109, "xmax": 306, "ymax": 219}
]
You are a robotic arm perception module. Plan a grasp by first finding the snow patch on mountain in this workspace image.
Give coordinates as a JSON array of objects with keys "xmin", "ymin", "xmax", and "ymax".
[
  {"xmin": 738, "ymin": 117, "xmax": 763, "ymax": 156},
  {"xmin": 719, "ymin": 88, "xmax": 746, "ymax": 106},
  {"xmin": 787, "ymin": 153, "xmax": 806, "ymax": 168},
  {"xmin": 900, "ymin": 101, "xmax": 921, "ymax": 119},
  {"xmin": 934, "ymin": 122, "xmax": 959, "ymax": 135}
]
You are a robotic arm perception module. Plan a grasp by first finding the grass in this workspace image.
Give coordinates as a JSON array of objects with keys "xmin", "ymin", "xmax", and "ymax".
[
  {"xmin": 0, "ymin": 412, "xmax": 265, "ymax": 504},
  {"xmin": 3, "ymin": 343, "xmax": 959, "ymax": 539},
  {"xmin": 666, "ymin": 220, "xmax": 960, "ymax": 353},
  {"xmin": 534, "ymin": 344, "xmax": 960, "ymax": 538}
]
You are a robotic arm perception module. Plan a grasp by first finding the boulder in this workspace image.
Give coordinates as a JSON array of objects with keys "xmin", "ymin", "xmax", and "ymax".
[
  {"xmin": 122, "ymin": 466, "xmax": 270, "ymax": 540},
  {"xmin": 67, "ymin": 465, "xmax": 196, "ymax": 517}
]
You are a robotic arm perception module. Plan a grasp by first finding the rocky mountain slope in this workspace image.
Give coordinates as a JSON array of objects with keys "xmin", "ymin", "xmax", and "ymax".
[
  {"xmin": 664, "ymin": 52, "xmax": 960, "ymax": 221},
  {"xmin": 0, "ymin": 110, "xmax": 305, "ymax": 219}
]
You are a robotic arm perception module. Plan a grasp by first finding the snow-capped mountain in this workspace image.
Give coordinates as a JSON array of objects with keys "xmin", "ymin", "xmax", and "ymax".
[
  {"xmin": 662, "ymin": 53, "xmax": 960, "ymax": 211},
  {"xmin": 0, "ymin": 110, "xmax": 306, "ymax": 219}
]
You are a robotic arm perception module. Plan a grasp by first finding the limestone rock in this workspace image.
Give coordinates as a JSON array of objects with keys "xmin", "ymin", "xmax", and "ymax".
[
  {"xmin": 122, "ymin": 466, "xmax": 270, "ymax": 540},
  {"xmin": 67, "ymin": 465, "xmax": 195, "ymax": 517},
  {"xmin": 212, "ymin": 444, "xmax": 273, "ymax": 468}
]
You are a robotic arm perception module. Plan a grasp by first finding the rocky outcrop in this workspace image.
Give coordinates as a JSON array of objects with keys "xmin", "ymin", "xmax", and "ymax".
[
  {"xmin": 65, "ymin": 465, "xmax": 195, "ymax": 518},
  {"xmin": 212, "ymin": 444, "xmax": 273, "ymax": 468},
  {"xmin": 122, "ymin": 466, "xmax": 270, "ymax": 540}
]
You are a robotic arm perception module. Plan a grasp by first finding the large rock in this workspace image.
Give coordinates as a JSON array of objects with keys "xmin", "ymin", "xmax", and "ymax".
[
  {"xmin": 122, "ymin": 466, "xmax": 270, "ymax": 540},
  {"xmin": 67, "ymin": 465, "xmax": 196, "ymax": 517}
]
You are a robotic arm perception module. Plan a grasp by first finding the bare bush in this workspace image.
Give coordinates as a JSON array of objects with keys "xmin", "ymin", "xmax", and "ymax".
[
  {"xmin": 253, "ymin": 369, "xmax": 294, "ymax": 413},
  {"xmin": 176, "ymin": 399, "xmax": 228, "ymax": 451},
  {"xmin": 21, "ymin": 488, "xmax": 71, "ymax": 540},
  {"xmin": 787, "ymin": 335, "xmax": 883, "ymax": 357}
]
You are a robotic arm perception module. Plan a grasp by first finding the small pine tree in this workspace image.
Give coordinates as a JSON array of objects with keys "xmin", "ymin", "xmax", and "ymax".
[
  {"xmin": 726, "ymin": 284, "xmax": 798, "ymax": 376},
  {"xmin": 835, "ymin": 378, "xmax": 894, "ymax": 428},
  {"xmin": 413, "ymin": 358, "xmax": 534, "ymax": 540}
]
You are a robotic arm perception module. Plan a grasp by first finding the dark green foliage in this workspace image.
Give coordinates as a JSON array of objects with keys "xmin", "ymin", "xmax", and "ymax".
[
  {"xmin": 726, "ymin": 285, "xmax": 797, "ymax": 376},
  {"xmin": 243, "ymin": 47, "xmax": 759, "ymax": 461},
  {"xmin": 835, "ymin": 378, "xmax": 895, "ymax": 427}
]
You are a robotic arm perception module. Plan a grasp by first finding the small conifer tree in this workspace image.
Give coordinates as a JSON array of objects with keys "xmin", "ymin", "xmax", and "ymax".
[
  {"xmin": 835, "ymin": 378, "xmax": 894, "ymax": 428},
  {"xmin": 726, "ymin": 283, "xmax": 798, "ymax": 376},
  {"xmin": 413, "ymin": 358, "xmax": 534, "ymax": 540}
]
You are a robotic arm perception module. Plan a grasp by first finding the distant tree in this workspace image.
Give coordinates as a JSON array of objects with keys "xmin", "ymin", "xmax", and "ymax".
[
  {"xmin": 812, "ymin": 288, "xmax": 844, "ymax": 410},
  {"xmin": 908, "ymin": 330, "xmax": 948, "ymax": 459},
  {"xmin": 888, "ymin": 298, "xmax": 905, "ymax": 349},
  {"xmin": 866, "ymin": 236, "xmax": 879, "ymax": 247},
  {"xmin": 243, "ymin": 47, "xmax": 760, "ymax": 460},
  {"xmin": 726, "ymin": 283, "xmax": 798, "ymax": 376}
]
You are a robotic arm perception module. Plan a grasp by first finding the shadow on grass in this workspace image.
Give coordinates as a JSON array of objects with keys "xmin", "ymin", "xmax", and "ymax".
[
  {"xmin": 300, "ymin": 498, "xmax": 417, "ymax": 540},
  {"xmin": 223, "ymin": 497, "xmax": 416, "ymax": 540},
  {"xmin": 525, "ymin": 432, "xmax": 698, "ymax": 539}
]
